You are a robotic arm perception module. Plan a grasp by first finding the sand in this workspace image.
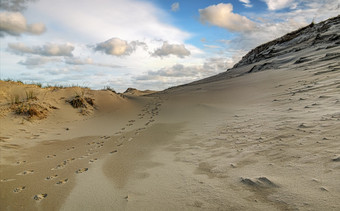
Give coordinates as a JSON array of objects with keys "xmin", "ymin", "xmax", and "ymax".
[
  {"xmin": 1, "ymin": 18, "xmax": 340, "ymax": 210},
  {"xmin": 1, "ymin": 63, "xmax": 339, "ymax": 210}
]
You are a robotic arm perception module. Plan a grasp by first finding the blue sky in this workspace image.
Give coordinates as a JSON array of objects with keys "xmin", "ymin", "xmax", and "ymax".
[{"xmin": 0, "ymin": 0, "xmax": 339, "ymax": 91}]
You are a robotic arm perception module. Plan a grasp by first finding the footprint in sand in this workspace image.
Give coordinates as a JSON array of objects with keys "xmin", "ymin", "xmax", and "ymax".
[
  {"xmin": 33, "ymin": 193, "xmax": 47, "ymax": 201},
  {"xmin": 56, "ymin": 178, "xmax": 68, "ymax": 185},
  {"xmin": 16, "ymin": 161, "xmax": 27, "ymax": 165},
  {"xmin": 1, "ymin": 178, "xmax": 16, "ymax": 182},
  {"xmin": 89, "ymin": 158, "xmax": 98, "ymax": 164},
  {"xmin": 46, "ymin": 155, "xmax": 56, "ymax": 159},
  {"xmin": 66, "ymin": 146, "xmax": 75, "ymax": 151},
  {"xmin": 110, "ymin": 150, "xmax": 118, "ymax": 154},
  {"xmin": 51, "ymin": 164, "xmax": 65, "ymax": 170},
  {"xmin": 45, "ymin": 175, "xmax": 58, "ymax": 180},
  {"xmin": 13, "ymin": 186, "xmax": 26, "ymax": 193},
  {"xmin": 75, "ymin": 168, "xmax": 88, "ymax": 174},
  {"xmin": 78, "ymin": 155, "xmax": 87, "ymax": 159},
  {"xmin": 17, "ymin": 170, "xmax": 34, "ymax": 175},
  {"xmin": 51, "ymin": 158, "xmax": 74, "ymax": 170},
  {"xmin": 66, "ymin": 158, "xmax": 76, "ymax": 162}
]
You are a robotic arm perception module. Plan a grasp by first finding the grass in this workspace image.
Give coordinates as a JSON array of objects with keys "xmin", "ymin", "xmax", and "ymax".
[
  {"xmin": 102, "ymin": 86, "xmax": 116, "ymax": 93},
  {"xmin": 25, "ymin": 90, "xmax": 37, "ymax": 101},
  {"xmin": 1, "ymin": 79, "xmax": 90, "ymax": 89},
  {"xmin": 67, "ymin": 90, "xmax": 94, "ymax": 109},
  {"xmin": 13, "ymin": 102, "xmax": 48, "ymax": 119},
  {"xmin": 11, "ymin": 95, "xmax": 21, "ymax": 105},
  {"xmin": 35, "ymin": 82, "xmax": 42, "ymax": 88}
]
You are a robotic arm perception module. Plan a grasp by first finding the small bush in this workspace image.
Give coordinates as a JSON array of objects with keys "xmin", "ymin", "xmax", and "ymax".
[
  {"xmin": 67, "ymin": 95, "xmax": 95, "ymax": 109},
  {"xmin": 103, "ymin": 86, "xmax": 116, "ymax": 93},
  {"xmin": 35, "ymin": 82, "xmax": 42, "ymax": 88},
  {"xmin": 12, "ymin": 103, "xmax": 48, "ymax": 119},
  {"xmin": 68, "ymin": 96, "xmax": 87, "ymax": 108}
]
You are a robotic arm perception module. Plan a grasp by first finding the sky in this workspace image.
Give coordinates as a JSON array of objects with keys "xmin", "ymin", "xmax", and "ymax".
[{"xmin": 0, "ymin": 0, "xmax": 339, "ymax": 91}]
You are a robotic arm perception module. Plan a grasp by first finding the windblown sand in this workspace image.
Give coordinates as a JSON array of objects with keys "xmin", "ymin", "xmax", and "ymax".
[
  {"xmin": 1, "ymin": 20, "xmax": 340, "ymax": 210},
  {"xmin": 1, "ymin": 62, "xmax": 339, "ymax": 210}
]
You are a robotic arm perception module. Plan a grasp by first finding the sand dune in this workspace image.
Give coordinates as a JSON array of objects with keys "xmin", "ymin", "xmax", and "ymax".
[{"xmin": 1, "ymin": 16, "xmax": 340, "ymax": 210}]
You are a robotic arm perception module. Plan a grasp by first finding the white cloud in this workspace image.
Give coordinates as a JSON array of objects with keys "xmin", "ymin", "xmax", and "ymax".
[
  {"xmin": 0, "ymin": 12, "xmax": 46, "ymax": 36},
  {"xmin": 204, "ymin": 44, "xmax": 222, "ymax": 49},
  {"xmin": 43, "ymin": 68, "xmax": 73, "ymax": 76},
  {"xmin": 26, "ymin": 0, "xmax": 191, "ymax": 43},
  {"xmin": 239, "ymin": 0, "xmax": 253, "ymax": 8},
  {"xmin": 94, "ymin": 37, "xmax": 147, "ymax": 57},
  {"xmin": 65, "ymin": 57, "xmax": 122, "ymax": 68},
  {"xmin": 262, "ymin": 0, "xmax": 294, "ymax": 10},
  {"xmin": 134, "ymin": 57, "xmax": 235, "ymax": 88},
  {"xmin": 8, "ymin": 42, "xmax": 75, "ymax": 57},
  {"xmin": 199, "ymin": 3, "xmax": 255, "ymax": 32},
  {"xmin": 152, "ymin": 41, "xmax": 190, "ymax": 58},
  {"xmin": 171, "ymin": 2, "xmax": 180, "ymax": 12},
  {"xmin": 64, "ymin": 57, "xmax": 93, "ymax": 65},
  {"xmin": 18, "ymin": 56, "xmax": 61, "ymax": 68}
]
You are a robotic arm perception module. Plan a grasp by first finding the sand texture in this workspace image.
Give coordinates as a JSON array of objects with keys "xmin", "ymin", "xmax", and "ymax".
[{"xmin": 1, "ymin": 16, "xmax": 340, "ymax": 210}]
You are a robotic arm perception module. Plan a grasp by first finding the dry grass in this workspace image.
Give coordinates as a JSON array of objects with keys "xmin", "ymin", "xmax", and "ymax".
[
  {"xmin": 25, "ymin": 90, "xmax": 37, "ymax": 101},
  {"xmin": 12, "ymin": 102, "xmax": 48, "ymax": 119},
  {"xmin": 67, "ymin": 91, "xmax": 95, "ymax": 114}
]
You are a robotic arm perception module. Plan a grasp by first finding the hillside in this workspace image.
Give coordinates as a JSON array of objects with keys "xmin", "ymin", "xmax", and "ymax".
[{"xmin": 163, "ymin": 15, "xmax": 340, "ymax": 90}]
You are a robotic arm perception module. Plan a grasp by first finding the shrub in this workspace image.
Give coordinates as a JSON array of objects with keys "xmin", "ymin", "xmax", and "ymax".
[
  {"xmin": 12, "ymin": 102, "xmax": 48, "ymax": 119},
  {"xmin": 67, "ymin": 95, "xmax": 94, "ymax": 108},
  {"xmin": 103, "ymin": 86, "xmax": 116, "ymax": 93}
]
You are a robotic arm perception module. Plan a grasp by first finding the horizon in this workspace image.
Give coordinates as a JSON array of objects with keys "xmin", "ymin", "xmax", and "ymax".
[{"xmin": 1, "ymin": 0, "xmax": 339, "ymax": 92}]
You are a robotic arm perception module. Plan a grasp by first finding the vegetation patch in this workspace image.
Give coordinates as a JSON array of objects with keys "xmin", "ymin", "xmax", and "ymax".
[
  {"xmin": 67, "ymin": 96, "xmax": 95, "ymax": 108},
  {"xmin": 11, "ymin": 102, "xmax": 48, "ymax": 119}
]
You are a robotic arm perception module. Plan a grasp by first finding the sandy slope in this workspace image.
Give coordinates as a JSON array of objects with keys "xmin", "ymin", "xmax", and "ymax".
[
  {"xmin": 1, "ymin": 17, "xmax": 340, "ymax": 210},
  {"xmin": 1, "ymin": 64, "xmax": 339, "ymax": 210}
]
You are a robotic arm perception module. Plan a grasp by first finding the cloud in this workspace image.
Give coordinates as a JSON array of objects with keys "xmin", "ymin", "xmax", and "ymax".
[
  {"xmin": 132, "ymin": 56, "xmax": 237, "ymax": 90},
  {"xmin": 27, "ymin": 0, "xmax": 191, "ymax": 43},
  {"xmin": 18, "ymin": 56, "xmax": 61, "ymax": 68},
  {"xmin": 233, "ymin": 0, "xmax": 340, "ymax": 51},
  {"xmin": 261, "ymin": 0, "xmax": 294, "ymax": 10},
  {"xmin": 135, "ymin": 57, "xmax": 234, "ymax": 82},
  {"xmin": 199, "ymin": 3, "xmax": 255, "ymax": 32},
  {"xmin": 65, "ymin": 57, "xmax": 122, "ymax": 68},
  {"xmin": 0, "ymin": 12, "xmax": 45, "ymax": 36},
  {"xmin": 171, "ymin": 2, "xmax": 180, "ymax": 12},
  {"xmin": 94, "ymin": 37, "xmax": 147, "ymax": 56},
  {"xmin": 152, "ymin": 41, "xmax": 190, "ymax": 58},
  {"xmin": 0, "ymin": 0, "xmax": 37, "ymax": 12},
  {"xmin": 43, "ymin": 68, "xmax": 72, "ymax": 75},
  {"xmin": 204, "ymin": 44, "xmax": 222, "ymax": 49},
  {"xmin": 8, "ymin": 42, "xmax": 75, "ymax": 57},
  {"xmin": 239, "ymin": 0, "xmax": 253, "ymax": 8}
]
